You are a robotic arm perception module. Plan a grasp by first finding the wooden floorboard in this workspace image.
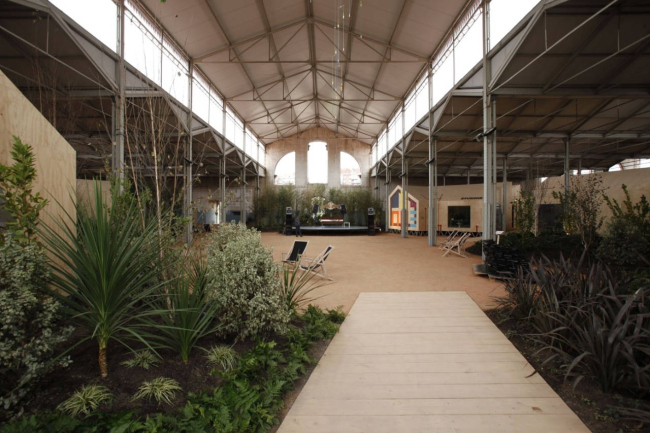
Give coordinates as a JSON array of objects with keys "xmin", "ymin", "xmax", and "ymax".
[{"xmin": 277, "ymin": 292, "xmax": 589, "ymax": 433}]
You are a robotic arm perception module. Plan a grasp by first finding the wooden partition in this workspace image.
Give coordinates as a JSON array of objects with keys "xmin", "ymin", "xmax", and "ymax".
[{"xmin": 0, "ymin": 70, "xmax": 76, "ymax": 236}]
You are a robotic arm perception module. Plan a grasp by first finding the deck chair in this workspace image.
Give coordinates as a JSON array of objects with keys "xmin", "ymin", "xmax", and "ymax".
[
  {"xmin": 282, "ymin": 240, "xmax": 309, "ymax": 265},
  {"xmin": 299, "ymin": 245, "xmax": 335, "ymax": 280},
  {"xmin": 442, "ymin": 232, "xmax": 471, "ymax": 258},
  {"xmin": 438, "ymin": 229, "xmax": 459, "ymax": 250}
]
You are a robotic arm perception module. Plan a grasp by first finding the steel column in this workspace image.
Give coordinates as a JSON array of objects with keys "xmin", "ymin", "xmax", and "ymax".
[
  {"xmin": 220, "ymin": 156, "xmax": 227, "ymax": 223},
  {"xmin": 401, "ymin": 103, "xmax": 408, "ymax": 239},
  {"xmin": 241, "ymin": 163, "xmax": 246, "ymax": 225},
  {"xmin": 564, "ymin": 137, "xmax": 570, "ymax": 199},
  {"xmin": 428, "ymin": 62, "xmax": 436, "ymax": 247},
  {"xmin": 184, "ymin": 62, "xmax": 194, "ymax": 244},
  {"xmin": 502, "ymin": 156, "xmax": 508, "ymax": 231},
  {"xmin": 112, "ymin": 0, "xmax": 126, "ymax": 190}
]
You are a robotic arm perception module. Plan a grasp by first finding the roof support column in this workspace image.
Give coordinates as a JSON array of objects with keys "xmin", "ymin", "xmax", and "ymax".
[
  {"xmin": 241, "ymin": 162, "xmax": 247, "ymax": 225},
  {"xmin": 401, "ymin": 103, "xmax": 408, "ymax": 239},
  {"xmin": 482, "ymin": 0, "xmax": 496, "ymax": 243},
  {"xmin": 502, "ymin": 156, "xmax": 508, "ymax": 231},
  {"xmin": 112, "ymin": 0, "xmax": 126, "ymax": 191},
  {"xmin": 467, "ymin": 168, "xmax": 471, "ymax": 185},
  {"xmin": 385, "ymin": 156, "xmax": 390, "ymax": 231},
  {"xmin": 564, "ymin": 137, "xmax": 570, "ymax": 201},
  {"xmin": 428, "ymin": 62, "xmax": 437, "ymax": 247},
  {"xmin": 184, "ymin": 61, "xmax": 194, "ymax": 245},
  {"xmin": 220, "ymin": 156, "xmax": 227, "ymax": 224}
]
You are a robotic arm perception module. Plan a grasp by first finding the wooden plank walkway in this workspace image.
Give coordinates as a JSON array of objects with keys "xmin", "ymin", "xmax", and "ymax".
[{"xmin": 278, "ymin": 292, "xmax": 589, "ymax": 433}]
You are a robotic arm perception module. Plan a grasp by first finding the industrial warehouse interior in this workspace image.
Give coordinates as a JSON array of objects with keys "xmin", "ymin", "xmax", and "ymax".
[{"xmin": 0, "ymin": 0, "xmax": 649, "ymax": 431}]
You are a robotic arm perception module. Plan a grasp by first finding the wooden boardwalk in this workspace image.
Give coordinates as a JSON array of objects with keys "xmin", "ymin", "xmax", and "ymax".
[{"xmin": 278, "ymin": 292, "xmax": 589, "ymax": 433}]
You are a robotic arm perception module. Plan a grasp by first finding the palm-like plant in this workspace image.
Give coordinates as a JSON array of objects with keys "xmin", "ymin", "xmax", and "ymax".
[
  {"xmin": 41, "ymin": 182, "xmax": 171, "ymax": 377},
  {"xmin": 279, "ymin": 263, "xmax": 329, "ymax": 315},
  {"xmin": 153, "ymin": 259, "xmax": 220, "ymax": 364}
]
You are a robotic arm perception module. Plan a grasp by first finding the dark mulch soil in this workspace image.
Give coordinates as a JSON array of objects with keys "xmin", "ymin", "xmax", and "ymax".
[
  {"xmin": 22, "ymin": 324, "xmax": 332, "ymax": 424},
  {"xmin": 486, "ymin": 309, "xmax": 649, "ymax": 433}
]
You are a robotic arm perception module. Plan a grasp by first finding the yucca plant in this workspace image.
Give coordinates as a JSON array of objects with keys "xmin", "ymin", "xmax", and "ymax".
[
  {"xmin": 57, "ymin": 385, "xmax": 112, "ymax": 417},
  {"xmin": 204, "ymin": 345, "xmax": 239, "ymax": 373},
  {"xmin": 121, "ymin": 349, "xmax": 161, "ymax": 370},
  {"xmin": 41, "ymin": 181, "xmax": 172, "ymax": 377},
  {"xmin": 132, "ymin": 377, "xmax": 181, "ymax": 406},
  {"xmin": 152, "ymin": 259, "xmax": 219, "ymax": 364},
  {"xmin": 279, "ymin": 262, "xmax": 329, "ymax": 315}
]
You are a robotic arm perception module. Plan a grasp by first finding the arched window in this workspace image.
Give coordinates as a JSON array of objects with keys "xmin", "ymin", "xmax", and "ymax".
[
  {"xmin": 340, "ymin": 152, "xmax": 361, "ymax": 186},
  {"xmin": 274, "ymin": 152, "xmax": 295, "ymax": 185},
  {"xmin": 308, "ymin": 141, "xmax": 328, "ymax": 184}
]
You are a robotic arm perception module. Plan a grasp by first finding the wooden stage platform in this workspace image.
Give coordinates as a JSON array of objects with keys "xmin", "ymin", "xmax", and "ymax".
[
  {"xmin": 277, "ymin": 292, "xmax": 589, "ymax": 433},
  {"xmin": 287, "ymin": 225, "xmax": 371, "ymax": 235}
]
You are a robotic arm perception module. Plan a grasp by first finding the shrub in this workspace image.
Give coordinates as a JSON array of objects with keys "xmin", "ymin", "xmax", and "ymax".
[
  {"xmin": 0, "ymin": 237, "xmax": 73, "ymax": 414},
  {"xmin": 0, "ymin": 136, "xmax": 47, "ymax": 244},
  {"xmin": 120, "ymin": 350, "xmax": 160, "ymax": 370},
  {"xmin": 552, "ymin": 174, "xmax": 605, "ymax": 251},
  {"xmin": 133, "ymin": 378, "xmax": 181, "ymax": 406},
  {"xmin": 57, "ymin": 385, "xmax": 112, "ymax": 417},
  {"xmin": 206, "ymin": 223, "xmax": 290, "ymax": 340},
  {"xmin": 538, "ymin": 288, "xmax": 650, "ymax": 393},
  {"xmin": 41, "ymin": 181, "xmax": 173, "ymax": 378},
  {"xmin": 204, "ymin": 346, "xmax": 238, "ymax": 373}
]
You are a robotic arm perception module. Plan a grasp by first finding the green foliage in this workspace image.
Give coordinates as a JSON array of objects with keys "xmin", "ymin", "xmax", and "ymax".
[
  {"xmin": 120, "ymin": 350, "xmax": 160, "ymax": 370},
  {"xmin": 133, "ymin": 378, "xmax": 182, "ymax": 406},
  {"xmin": 0, "ymin": 237, "xmax": 73, "ymax": 415},
  {"xmin": 206, "ymin": 223, "xmax": 290, "ymax": 340},
  {"xmin": 40, "ymin": 181, "xmax": 173, "ymax": 377},
  {"xmin": 325, "ymin": 306, "xmax": 346, "ymax": 324},
  {"xmin": 152, "ymin": 258, "xmax": 219, "ymax": 364},
  {"xmin": 279, "ymin": 262, "xmax": 328, "ymax": 315},
  {"xmin": 204, "ymin": 346, "xmax": 238, "ymax": 373},
  {"xmin": 512, "ymin": 190, "xmax": 535, "ymax": 247},
  {"xmin": 538, "ymin": 288, "xmax": 650, "ymax": 393},
  {"xmin": 552, "ymin": 175, "xmax": 606, "ymax": 251},
  {"xmin": 599, "ymin": 185, "xmax": 650, "ymax": 267},
  {"xmin": 1, "ymin": 305, "xmax": 345, "ymax": 432},
  {"xmin": 0, "ymin": 136, "xmax": 47, "ymax": 244},
  {"xmin": 57, "ymin": 385, "xmax": 113, "ymax": 417}
]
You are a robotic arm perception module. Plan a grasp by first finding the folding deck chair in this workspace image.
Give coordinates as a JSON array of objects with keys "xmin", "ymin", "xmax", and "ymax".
[
  {"xmin": 442, "ymin": 232, "xmax": 471, "ymax": 258},
  {"xmin": 438, "ymin": 229, "xmax": 459, "ymax": 250},
  {"xmin": 298, "ymin": 245, "xmax": 335, "ymax": 280},
  {"xmin": 282, "ymin": 240, "xmax": 309, "ymax": 265}
]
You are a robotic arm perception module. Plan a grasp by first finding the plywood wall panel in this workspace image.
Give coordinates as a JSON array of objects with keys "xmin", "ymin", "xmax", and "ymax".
[{"xmin": 0, "ymin": 70, "xmax": 76, "ymax": 238}]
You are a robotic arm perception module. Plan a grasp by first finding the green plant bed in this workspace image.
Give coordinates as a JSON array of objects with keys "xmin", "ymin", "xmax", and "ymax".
[
  {"xmin": 0, "ymin": 305, "xmax": 344, "ymax": 433},
  {"xmin": 486, "ymin": 308, "xmax": 650, "ymax": 433},
  {"xmin": 466, "ymin": 232, "xmax": 584, "ymax": 261}
]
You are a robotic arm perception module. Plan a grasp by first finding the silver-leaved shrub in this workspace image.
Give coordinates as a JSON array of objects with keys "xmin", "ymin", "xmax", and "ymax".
[
  {"xmin": 0, "ymin": 236, "xmax": 73, "ymax": 413},
  {"xmin": 206, "ymin": 223, "xmax": 289, "ymax": 339}
]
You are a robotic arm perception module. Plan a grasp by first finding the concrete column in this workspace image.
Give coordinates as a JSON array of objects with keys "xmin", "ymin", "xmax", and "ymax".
[{"xmin": 184, "ymin": 61, "xmax": 194, "ymax": 244}]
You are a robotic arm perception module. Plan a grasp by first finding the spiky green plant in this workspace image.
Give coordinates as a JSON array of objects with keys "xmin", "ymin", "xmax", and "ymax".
[
  {"xmin": 204, "ymin": 345, "xmax": 239, "ymax": 373},
  {"xmin": 120, "ymin": 349, "xmax": 161, "ymax": 370},
  {"xmin": 279, "ymin": 262, "xmax": 329, "ymax": 315},
  {"xmin": 41, "ymin": 181, "xmax": 172, "ymax": 378},
  {"xmin": 132, "ymin": 377, "xmax": 181, "ymax": 406},
  {"xmin": 152, "ymin": 258, "xmax": 219, "ymax": 364},
  {"xmin": 57, "ymin": 385, "xmax": 112, "ymax": 417}
]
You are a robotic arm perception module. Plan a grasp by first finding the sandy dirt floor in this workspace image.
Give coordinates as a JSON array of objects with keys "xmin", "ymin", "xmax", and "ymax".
[{"xmin": 262, "ymin": 232, "xmax": 506, "ymax": 313}]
